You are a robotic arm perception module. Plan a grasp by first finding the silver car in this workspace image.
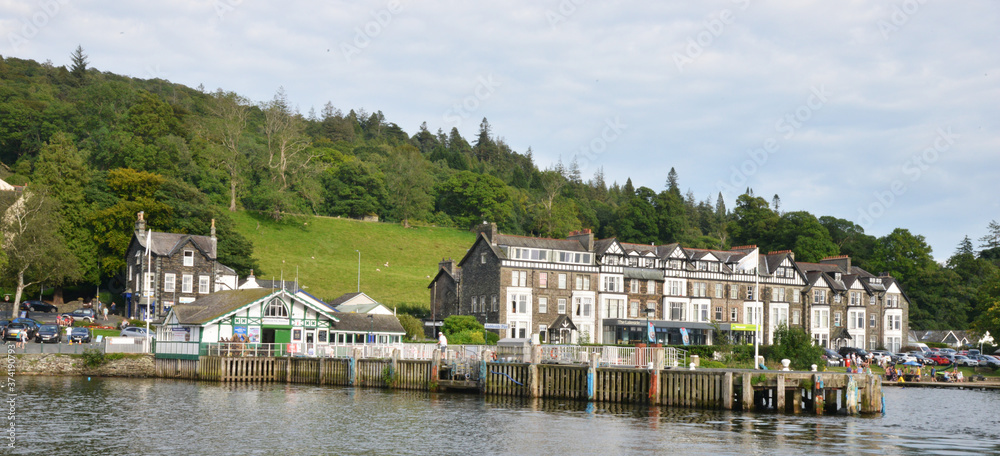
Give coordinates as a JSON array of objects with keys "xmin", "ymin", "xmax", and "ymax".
[{"xmin": 120, "ymin": 326, "xmax": 156, "ymax": 339}]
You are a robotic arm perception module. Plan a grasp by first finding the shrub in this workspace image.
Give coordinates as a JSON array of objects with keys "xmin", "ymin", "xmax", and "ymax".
[
  {"xmin": 82, "ymin": 349, "xmax": 106, "ymax": 368},
  {"xmin": 768, "ymin": 324, "xmax": 823, "ymax": 370},
  {"xmin": 699, "ymin": 359, "xmax": 726, "ymax": 369},
  {"xmin": 396, "ymin": 314, "xmax": 424, "ymax": 341}
]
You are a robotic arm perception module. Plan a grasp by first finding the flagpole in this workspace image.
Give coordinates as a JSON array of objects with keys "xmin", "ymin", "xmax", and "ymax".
[{"xmin": 753, "ymin": 249, "xmax": 760, "ymax": 370}]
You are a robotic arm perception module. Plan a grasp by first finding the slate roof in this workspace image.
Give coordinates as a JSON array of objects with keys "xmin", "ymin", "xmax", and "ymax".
[
  {"xmin": 328, "ymin": 292, "xmax": 365, "ymax": 307},
  {"xmin": 624, "ymin": 267, "xmax": 663, "ymax": 280},
  {"xmin": 170, "ymin": 288, "xmax": 273, "ymax": 325},
  {"xmin": 494, "ymin": 233, "xmax": 589, "ymax": 252},
  {"xmin": 335, "ymin": 303, "xmax": 385, "ymax": 314},
  {"xmin": 137, "ymin": 231, "xmax": 216, "ymax": 259},
  {"xmin": 330, "ymin": 313, "xmax": 405, "ymax": 334},
  {"xmin": 546, "ymin": 314, "xmax": 578, "ymax": 331}
]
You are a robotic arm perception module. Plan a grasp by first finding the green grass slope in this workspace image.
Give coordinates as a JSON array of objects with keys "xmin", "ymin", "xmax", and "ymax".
[{"xmin": 231, "ymin": 211, "xmax": 475, "ymax": 310}]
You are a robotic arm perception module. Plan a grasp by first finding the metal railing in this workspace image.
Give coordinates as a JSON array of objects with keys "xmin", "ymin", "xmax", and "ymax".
[{"xmin": 104, "ymin": 337, "xmax": 151, "ymax": 354}]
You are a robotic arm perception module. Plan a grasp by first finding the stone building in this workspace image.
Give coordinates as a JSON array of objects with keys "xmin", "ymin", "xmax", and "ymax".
[
  {"xmin": 430, "ymin": 222, "xmax": 910, "ymax": 349},
  {"xmin": 124, "ymin": 212, "xmax": 237, "ymax": 319}
]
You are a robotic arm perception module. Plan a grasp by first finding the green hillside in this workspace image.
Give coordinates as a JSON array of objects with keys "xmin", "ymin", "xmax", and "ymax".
[{"xmin": 231, "ymin": 211, "xmax": 474, "ymax": 310}]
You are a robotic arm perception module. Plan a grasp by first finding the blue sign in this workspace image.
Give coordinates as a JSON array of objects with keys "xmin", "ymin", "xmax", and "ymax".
[
  {"xmin": 647, "ymin": 321, "xmax": 655, "ymax": 343},
  {"xmin": 680, "ymin": 327, "xmax": 690, "ymax": 346},
  {"xmin": 234, "ymin": 326, "xmax": 248, "ymax": 336}
]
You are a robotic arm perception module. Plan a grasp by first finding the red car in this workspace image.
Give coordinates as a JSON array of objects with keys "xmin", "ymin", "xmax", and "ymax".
[{"xmin": 926, "ymin": 354, "xmax": 951, "ymax": 366}]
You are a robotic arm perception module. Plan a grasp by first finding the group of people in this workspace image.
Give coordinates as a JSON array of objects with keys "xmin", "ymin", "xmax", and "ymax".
[
  {"xmin": 884, "ymin": 364, "xmax": 921, "ymax": 381},
  {"xmin": 844, "ymin": 352, "xmax": 873, "ymax": 374}
]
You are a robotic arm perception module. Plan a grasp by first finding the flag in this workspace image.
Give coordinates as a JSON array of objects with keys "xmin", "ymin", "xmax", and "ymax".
[{"xmin": 648, "ymin": 321, "xmax": 655, "ymax": 343}]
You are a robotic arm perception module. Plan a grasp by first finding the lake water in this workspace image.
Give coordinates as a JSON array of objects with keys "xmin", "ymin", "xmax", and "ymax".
[{"xmin": 7, "ymin": 376, "xmax": 1000, "ymax": 455}]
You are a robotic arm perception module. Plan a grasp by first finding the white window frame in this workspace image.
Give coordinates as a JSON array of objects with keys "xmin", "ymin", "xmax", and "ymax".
[
  {"xmin": 539, "ymin": 272, "xmax": 548, "ymax": 288},
  {"xmin": 538, "ymin": 297, "xmax": 547, "ymax": 313},
  {"xmin": 182, "ymin": 274, "xmax": 193, "ymax": 293},
  {"xmin": 198, "ymin": 275, "xmax": 210, "ymax": 294},
  {"xmin": 163, "ymin": 273, "xmax": 175, "ymax": 293},
  {"xmin": 647, "ymin": 280, "xmax": 655, "ymax": 295},
  {"xmin": 715, "ymin": 284, "xmax": 724, "ymax": 299},
  {"xmin": 558, "ymin": 273, "xmax": 567, "ymax": 290},
  {"xmin": 557, "ymin": 298, "xmax": 567, "ymax": 314},
  {"xmin": 183, "ymin": 250, "xmax": 194, "ymax": 267}
]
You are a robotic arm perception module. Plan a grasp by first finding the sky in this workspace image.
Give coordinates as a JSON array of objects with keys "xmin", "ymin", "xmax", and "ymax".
[{"xmin": 2, "ymin": 0, "xmax": 998, "ymax": 262}]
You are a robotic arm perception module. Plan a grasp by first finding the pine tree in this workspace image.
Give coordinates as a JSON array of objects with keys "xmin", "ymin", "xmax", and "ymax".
[
  {"xmin": 979, "ymin": 220, "xmax": 1000, "ymax": 250},
  {"xmin": 715, "ymin": 192, "xmax": 726, "ymax": 218},
  {"xmin": 70, "ymin": 45, "xmax": 88, "ymax": 83},
  {"xmin": 666, "ymin": 167, "xmax": 680, "ymax": 195},
  {"xmin": 772, "ymin": 194, "xmax": 781, "ymax": 214},
  {"xmin": 956, "ymin": 235, "xmax": 975, "ymax": 256}
]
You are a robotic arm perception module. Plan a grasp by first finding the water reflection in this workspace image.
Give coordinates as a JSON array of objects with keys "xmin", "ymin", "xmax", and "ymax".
[{"xmin": 9, "ymin": 377, "xmax": 1000, "ymax": 455}]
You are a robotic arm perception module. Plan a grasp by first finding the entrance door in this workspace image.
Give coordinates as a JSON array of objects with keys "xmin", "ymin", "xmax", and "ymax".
[
  {"xmin": 305, "ymin": 330, "xmax": 315, "ymax": 356},
  {"xmin": 262, "ymin": 328, "xmax": 276, "ymax": 344}
]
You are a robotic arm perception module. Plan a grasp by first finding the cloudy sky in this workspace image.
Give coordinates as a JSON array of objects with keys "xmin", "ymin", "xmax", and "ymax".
[{"xmin": 2, "ymin": 1, "xmax": 998, "ymax": 261}]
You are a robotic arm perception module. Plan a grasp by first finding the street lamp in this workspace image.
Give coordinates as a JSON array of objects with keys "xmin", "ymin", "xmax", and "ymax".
[{"xmin": 355, "ymin": 250, "xmax": 361, "ymax": 293}]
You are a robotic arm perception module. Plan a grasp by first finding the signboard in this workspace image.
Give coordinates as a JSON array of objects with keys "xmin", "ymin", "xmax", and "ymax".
[
  {"xmin": 248, "ymin": 327, "xmax": 260, "ymax": 343},
  {"xmin": 730, "ymin": 324, "xmax": 758, "ymax": 332},
  {"xmin": 424, "ymin": 321, "xmax": 444, "ymax": 326},
  {"xmin": 484, "ymin": 323, "xmax": 509, "ymax": 330},
  {"xmin": 680, "ymin": 327, "xmax": 690, "ymax": 346},
  {"xmin": 233, "ymin": 326, "xmax": 248, "ymax": 336},
  {"xmin": 647, "ymin": 321, "xmax": 655, "ymax": 343},
  {"xmin": 171, "ymin": 327, "xmax": 191, "ymax": 342}
]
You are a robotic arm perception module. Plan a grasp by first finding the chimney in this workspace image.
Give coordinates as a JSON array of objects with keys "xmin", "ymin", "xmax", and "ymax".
[
  {"xmin": 820, "ymin": 255, "xmax": 851, "ymax": 272},
  {"xmin": 567, "ymin": 229, "xmax": 594, "ymax": 251},
  {"xmin": 439, "ymin": 258, "xmax": 455, "ymax": 276},
  {"xmin": 210, "ymin": 218, "xmax": 217, "ymax": 257},
  {"xmin": 472, "ymin": 222, "xmax": 498, "ymax": 244},
  {"xmin": 135, "ymin": 211, "xmax": 146, "ymax": 237}
]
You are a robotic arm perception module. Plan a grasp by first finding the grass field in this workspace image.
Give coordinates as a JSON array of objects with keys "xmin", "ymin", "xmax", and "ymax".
[{"xmin": 231, "ymin": 211, "xmax": 475, "ymax": 310}]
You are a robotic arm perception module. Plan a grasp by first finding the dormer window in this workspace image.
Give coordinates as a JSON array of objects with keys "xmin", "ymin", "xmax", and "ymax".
[
  {"xmin": 184, "ymin": 250, "xmax": 194, "ymax": 267},
  {"xmin": 264, "ymin": 299, "xmax": 289, "ymax": 318},
  {"xmin": 834, "ymin": 273, "xmax": 842, "ymax": 281},
  {"xmin": 708, "ymin": 262, "xmax": 720, "ymax": 272}
]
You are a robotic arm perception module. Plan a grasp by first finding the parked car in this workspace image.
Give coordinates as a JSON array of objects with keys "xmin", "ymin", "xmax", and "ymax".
[
  {"xmin": 3, "ymin": 323, "xmax": 33, "ymax": 341},
  {"xmin": 954, "ymin": 355, "xmax": 978, "ymax": 367},
  {"xmin": 822, "ymin": 348, "xmax": 843, "ymax": 366},
  {"xmin": 120, "ymin": 326, "xmax": 155, "ymax": 339},
  {"xmin": 925, "ymin": 354, "xmax": 951, "ymax": 366},
  {"xmin": 869, "ymin": 350, "xmax": 893, "ymax": 363},
  {"xmin": 838, "ymin": 347, "xmax": 870, "ymax": 360},
  {"xmin": 908, "ymin": 351, "xmax": 935, "ymax": 365},
  {"xmin": 981, "ymin": 355, "xmax": 1000, "ymax": 369},
  {"xmin": 60, "ymin": 308, "xmax": 96, "ymax": 323},
  {"xmin": 11, "ymin": 318, "xmax": 40, "ymax": 336},
  {"xmin": 893, "ymin": 353, "xmax": 916, "ymax": 364},
  {"xmin": 69, "ymin": 327, "xmax": 92, "ymax": 344},
  {"xmin": 34, "ymin": 324, "xmax": 61, "ymax": 343},
  {"xmin": 20, "ymin": 300, "xmax": 58, "ymax": 313}
]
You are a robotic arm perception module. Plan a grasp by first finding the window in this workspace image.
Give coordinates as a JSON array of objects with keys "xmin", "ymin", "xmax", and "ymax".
[
  {"xmin": 850, "ymin": 291, "xmax": 860, "ymax": 305},
  {"xmin": 647, "ymin": 280, "xmax": 655, "ymax": 295},
  {"xmin": 198, "ymin": 276, "xmax": 210, "ymax": 294},
  {"xmin": 538, "ymin": 297, "xmax": 547, "ymax": 313},
  {"xmin": 183, "ymin": 250, "xmax": 194, "ymax": 267},
  {"xmin": 869, "ymin": 296, "xmax": 876, "ymax": 306},
  {"xmin": 511, "ymin": 271, "xmax": 527, "ymax": 287},
  {"xmin": 630, "ymin": 301, "xmax": 639, "ymax": 318},
  {"xmin": 604, "ymin": 276, "xmax": 621, "ymax": 293},
  {"xmin": 730, "ymin": 285, "xmax": 739, "ymax": 300},
  {"xmin": 709, "ymin": 262, "xmax": 720, "ymax": 272},
  {"xmin": 481, "ymin": 253, "xmax": 487, "ymax": 264},
  {"xmin": 163, "ymin": 273, "xmax": 175, "ymax": 293},
  {"xmin": 812, "ymin": 333, "xmax": 829, "ymax": 348},
  {"xmin": 510, "ymin": 294, "xmax": 528, "ymax": 314},
  {"xmin": 886, "ymin": 295, "xmax": 899, "ymax": 308},
  {"xmin": 692, "ymin": 282, "xmax": 706, "ymax": 297},
  {"xmin": 182, "ymin": 274, "xmax": 193, "ymax": 293},
  {"xmin": 575, "ymin": 275, "xmax": 589, "ymax": 291},
  {"xmin": 538, "ymin": 325, "xmax": 548, "ymax": 343},
  {"xmin": 264, "ymin": 299, "xmax": 288, "ymax": 317},
  {"xmin": 792, "ymin": 310, "xmax": 800, "ymax": 325},
  {"xmin": 669, "ymin": 259, "xmax": 682, "ymax": 269},
  {"xmin": 668, "ymin": 280, "xmax": 682, "ymax": 296},
  {"xmin": 539, "ymin": 272, "xmax": 548, "ymax": 288},
  {"xmin": 492, "ymin": 295, "xmax": 497, "ymax": 312},
  {"xmin": 697, "ymin": 303, "xmax": 709, "ymax": 322},
  {"xmin": 870, "ymin": 314, "xmax": 877, "ymax": 328},
  {"xmin": 813, "ymin": 289, "xmax": 825, "ymax": 304},
  {"xmin": 558, "ymin": 298, "xmax": 567, "ymax": 314},
  {"xmin": 731, "ymin": 308, "xmax": 738, "ymax": 322},
  {"xmin": 669, "ymin": 302, "xmax": 685, "ymax": 321},
  {"xmin": 834, "ymin": 312, "xmax": 842, "ymax": 327},
  {"xmin": 558, "ymin": 273, "xmax": 567, "ymax": 289},
  {"xmin": 746, "ymin": 286, "xmax": 754, "ymax": 301},
  {"xmin": 793, "ymin": 289, "xmax": 800, "ymax": 303},
  {"xmin": 773, "ymin": 287, "xmax": 785, "ymax": 302},
  {"xmin": 715, "ymin": 306, "xmax": 723, "ymax": 321},
  {"xmin": 715, "ymin": 284, "xmax": 724, "ymax": 299},
  {"xmin": 834, "ymin": 294, "xmax": 842, "ymax": 303},
  {"xmin": 887, "ymin": 314, "xmax": 902, "ymax": 330},
  {"xmin": 471, "ymin": 296, "xmax": 478, "ymax": 312},
  {"xmin": 812, "ymin": 309, "xmax": 829, "ymax": 329},
  {"xmin": 603, "ymin": 299, "xmax": 624, "ymax": 319},
  {"xmin": 575, "ymin": 296, "xmax": 592, "ymax": 317},
  {"xmin": 771, "ymin": 306, "xmax": 788, "ymax": 327},
  {"xmin": 848, "ymin": 310, "xmax": 864, "ymax": 330},
  {"xmin": 143, "ymin": 272, "xmax": 154, "ymax": 294}
]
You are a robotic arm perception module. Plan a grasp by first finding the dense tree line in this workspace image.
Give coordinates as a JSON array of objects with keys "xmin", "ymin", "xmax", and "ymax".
[{"xmin": 0, "ymin": 52, "xmax": 996, "ymax": 334}]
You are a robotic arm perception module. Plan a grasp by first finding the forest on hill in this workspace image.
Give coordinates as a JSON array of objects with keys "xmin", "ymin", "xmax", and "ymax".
[{"xmin": 1, "ymin": 49, "xmax": 998, "ymax": 336}]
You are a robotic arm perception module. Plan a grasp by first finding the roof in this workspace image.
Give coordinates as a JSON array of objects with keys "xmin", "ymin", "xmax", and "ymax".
[
  {"xmin": 169, "ymin": 288, "xmax": 273, "ymax": 325},
  {"xmin": 136, "ymin": 231, "xmax": 216, "ymax": 259},
  {"xmin": 546, "ymin": 314, "xmax": 578, "ymax": 332},
  {"xmin": 238, "ymin": 277, "xmax": 298, "ymax": 293},
  {"xmin": 624, "ymin": 267, "xmax": 663, "ymax": 280},
  {"xmin": 330, "ymin": 313, "xmax": 404, "ymax": 334},
  {"xmin": 327, "ymin": 292, "xmax": 367, "ymax": 307},
  {"xmin": 494, "ymin": 233, "xmax": 589, "ymax": 252},
  {"xmin": 335, "ymin": 303, "xmax": 387, "ymax": 314}
]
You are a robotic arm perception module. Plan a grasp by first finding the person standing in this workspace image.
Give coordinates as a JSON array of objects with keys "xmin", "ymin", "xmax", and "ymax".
[
  {"xmin": 17, "ymin": 329, "xmax": 26, "ymax": 349},
  {"xmin": 103, "ymin": 306, "xmax": 109, "ymax": 321},
  {"xmin": 438, "ymin": 332, "xmax": 448, "ymax": 359}
]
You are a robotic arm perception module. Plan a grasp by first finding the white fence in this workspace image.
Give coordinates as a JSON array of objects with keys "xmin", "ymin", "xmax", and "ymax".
[{"xmin": 104, "ymin": 337, "xmax": 151, "ymax": 354}]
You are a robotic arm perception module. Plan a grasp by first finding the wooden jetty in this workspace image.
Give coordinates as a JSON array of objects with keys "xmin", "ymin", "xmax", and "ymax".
[{"xmin": 154, "ymin": 346, "xmax": 883, "ymax": 415}]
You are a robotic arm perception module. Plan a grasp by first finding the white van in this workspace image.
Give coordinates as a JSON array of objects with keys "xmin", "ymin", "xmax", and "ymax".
[{"xmin": 912, "ymin": 342, "xmax": 930, "ymax": 353}]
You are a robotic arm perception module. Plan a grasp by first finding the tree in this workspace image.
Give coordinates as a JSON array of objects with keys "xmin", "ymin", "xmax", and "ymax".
[
  {"xmin": 768, "ymin": 324, "xmax": 823, "ymax": 370},
  {"xmin": 436, "ymin": 171, "xmax": 512, "ymax": 229},
  {"xmin": 89, "ymin": 169, "xmax": 172, "ymax": 276},
  {"xmin": 728, "ymin": 193, "xmax": 778, "ymax": 250},
  {"xmin": 772, "ymin": 194, "xmax": 781, "ymax": 214},
  {"xmin": 613, "ymin": 186, "xmax": 658, "ymax": 244},
  {"xmin": 666, "ymin": 167, "xmax": 680, "ymax": 195},
  {"xmin": 70, "ymin": 45, "xmax": 88, "ymax": 83},
  {"xmin": 383, "ymin": 145, "xmax": 433, "ymax": 227},
  {"xmin": 772, "ymin": 211, "xmax": 838, "ymax": 262},
  {"xmin": 979, "ymin": 220, "xmax": 1000, "ymax": 251},
  {"xmin": 0, "ymin": 188, "xmax": 79, "ymax": 317},
  {"xmin": 868, "ymin": 228, "xmax": 936, "ymax": 284},
  {"xmin": 396, "ymin": 314, "xmax": 425, "ymax": 341},
  {"xmin": 321, "ymin": 160, "xmax": 387, "ymax": 219},
  {"xmin": 261, "ymin": 88, "xmax": 316, "ymax": 191},
  {"xmin": 206, "ymin": 90, "xmax": 250, "ymax": 211}
]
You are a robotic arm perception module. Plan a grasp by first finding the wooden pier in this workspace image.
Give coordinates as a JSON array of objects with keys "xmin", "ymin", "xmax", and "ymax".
[{"xmin": 157, "ymin": 347, "xmax": 883, "ymax": 415}]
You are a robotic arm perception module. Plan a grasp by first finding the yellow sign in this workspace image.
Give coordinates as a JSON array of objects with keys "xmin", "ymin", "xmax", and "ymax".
[{"xmin": 730, "ymin": 324, "xmax": 757, "ymax": 331}]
